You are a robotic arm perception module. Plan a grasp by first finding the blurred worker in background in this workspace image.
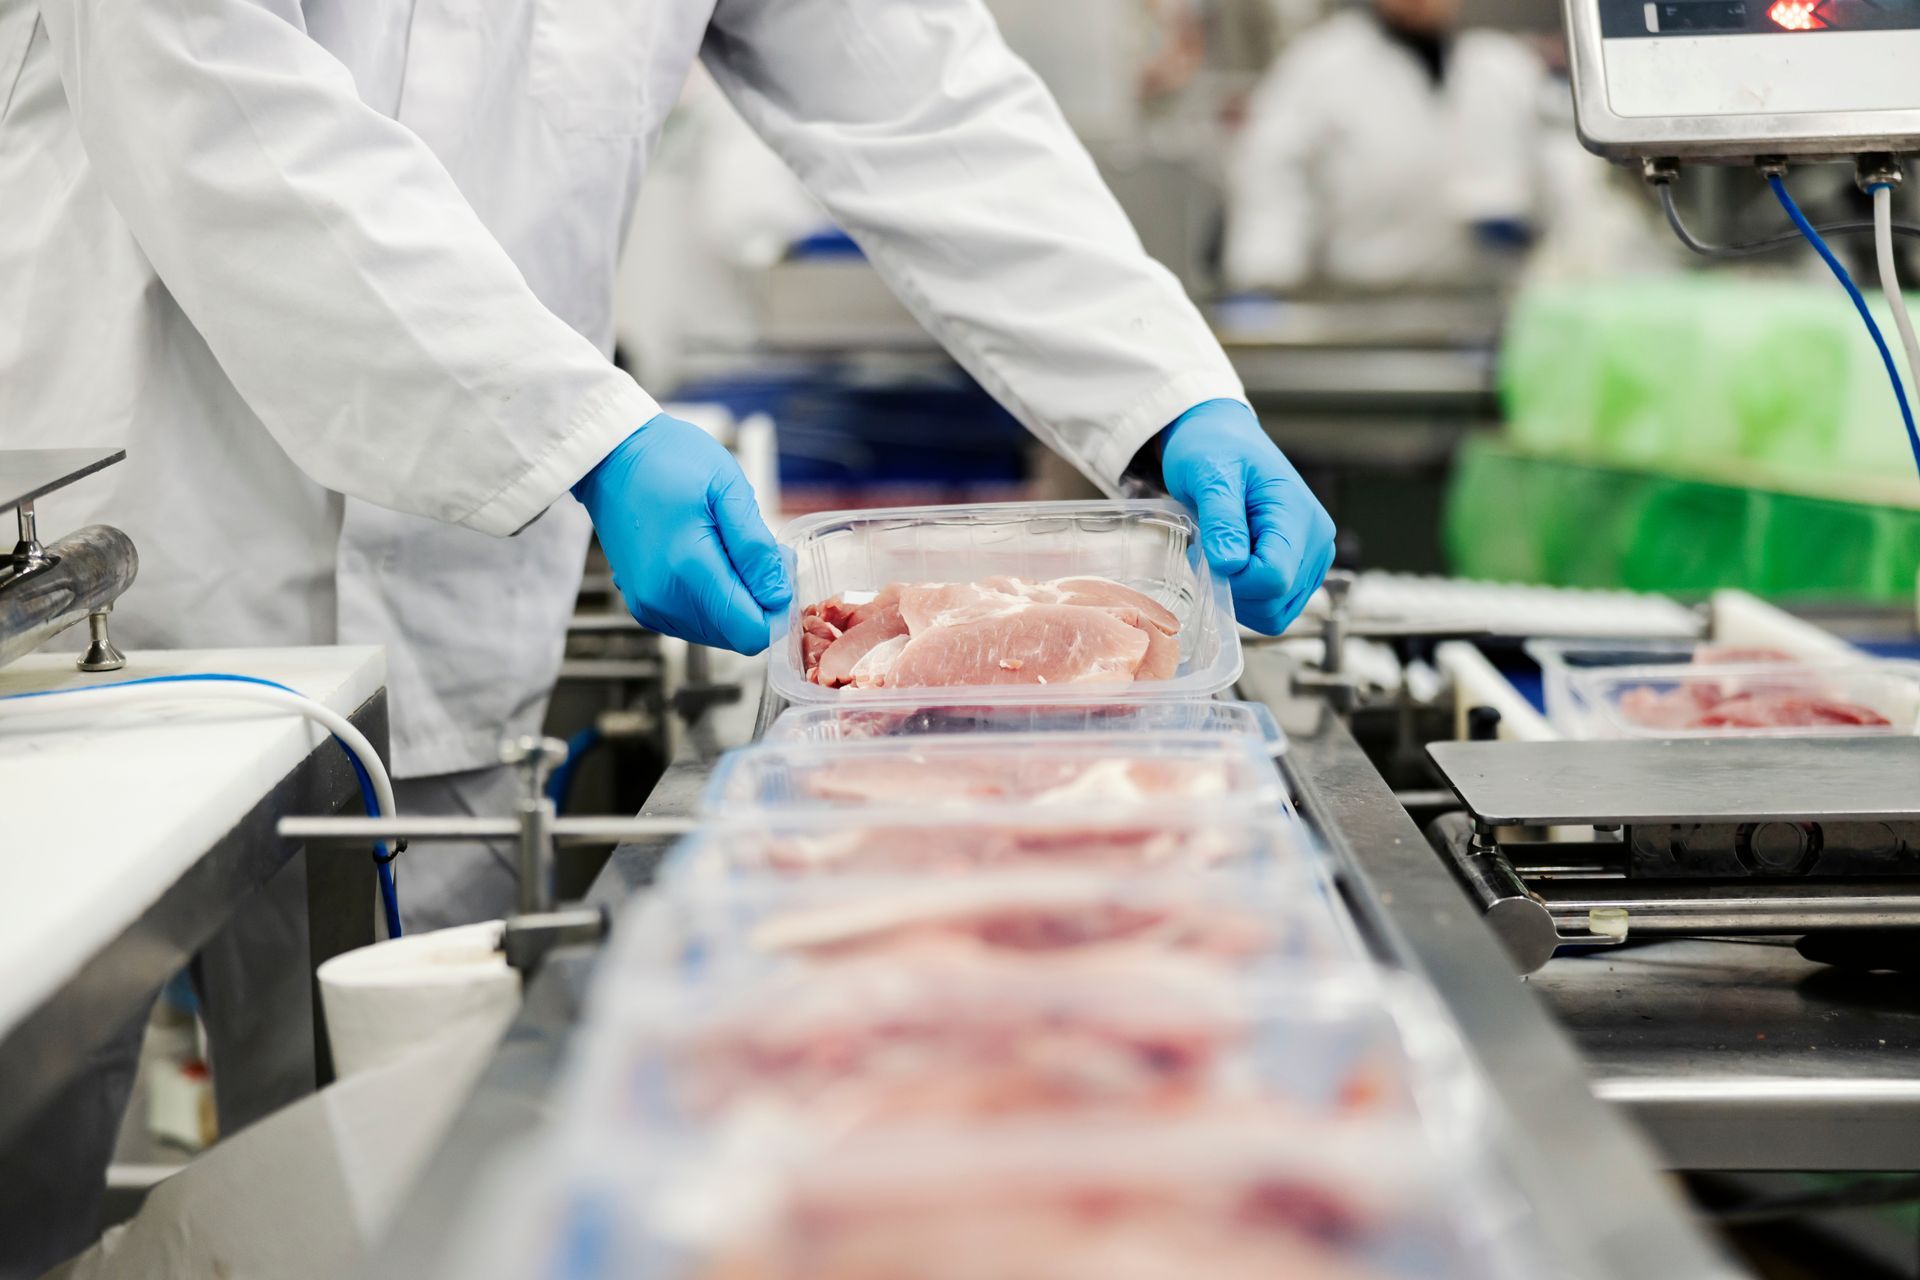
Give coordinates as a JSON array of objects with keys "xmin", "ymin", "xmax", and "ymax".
[
  {"xmin": 1, "ymin": 2, "xmax": 1333, "ymax": 1271},
  {"xmin": 1224, "ymin": 0, "xmax": 1555, "ymax": 293}
]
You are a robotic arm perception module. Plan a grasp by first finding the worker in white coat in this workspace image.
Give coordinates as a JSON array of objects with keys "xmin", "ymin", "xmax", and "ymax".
[
  {"xmin": 0, "ymin": 0, "xmax": 1334, "ymax": 1269},
  {"xmin": 1224, "ymin": 0, "xmax": 1553, "ymax": 293}
]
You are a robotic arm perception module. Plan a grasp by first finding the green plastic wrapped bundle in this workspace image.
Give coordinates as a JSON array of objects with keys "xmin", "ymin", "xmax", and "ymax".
[
  {"xmin": 1500, "ymin": 278, "xmax": 1920, "ymax": 493},
  {"xmin": 1447, "ymin": 439, "xmax": 1920, "ymax": 602},
  {"xmin": 1447, "ymin": 278, "xmax": 1920, "ymax": 600}
]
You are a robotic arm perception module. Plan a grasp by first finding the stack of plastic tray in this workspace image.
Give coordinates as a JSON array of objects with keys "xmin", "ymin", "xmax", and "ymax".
[
  {"xmin": 1526, "ymin": 638, "xmax": 1920, "ymax": 739},
  {"xmin": 448, "ymin": 502, "xmax": 1550, "ymax": 1278}
]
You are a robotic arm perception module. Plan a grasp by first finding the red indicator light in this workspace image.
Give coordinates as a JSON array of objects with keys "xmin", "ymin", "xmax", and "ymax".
[{"xmin": 1767, "ymin": 0, "xmax": 1823, "ymax": 29}]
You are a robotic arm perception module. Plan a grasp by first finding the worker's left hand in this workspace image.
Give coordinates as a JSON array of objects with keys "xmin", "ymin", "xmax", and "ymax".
[{"xmin": 1161, "ymin": 399, "xmax": 1335, "ymax": 635}]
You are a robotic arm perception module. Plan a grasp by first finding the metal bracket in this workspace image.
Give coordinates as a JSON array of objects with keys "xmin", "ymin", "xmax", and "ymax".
[{"xmin": 278, "ymin": 735, "xmax": 698, "ymax": 974}]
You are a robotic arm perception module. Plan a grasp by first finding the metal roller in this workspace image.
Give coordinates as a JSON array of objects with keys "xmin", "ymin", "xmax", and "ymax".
[{"xmin": 0, "ymin": 524, "xmax": 138, "ymax": 669}]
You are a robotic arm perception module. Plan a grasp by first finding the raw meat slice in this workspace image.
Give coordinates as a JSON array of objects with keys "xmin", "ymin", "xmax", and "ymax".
[
  {"xmin": 847, "ymin": 635, "xmax": 909, "ymax": 689},
  {"xmin": 815, "ymin": 601, "xmax": 909, "ymax": 689},
  {"xmin": 800, "ymin": 616, "xmax": 841, "ymax": 684},
  {"xmin": 888, "ymin": 604, "xmax": 1149, "ymax": 688},
  {"xmin": 799, "ymin": 576, "xmax": 1183, "ymax": 689},
  {"xmin": 1617, "ymin": 677, "xmax": 1893, "ymax": 733},
  {"xmin": 665, "ymin": 959, "xmax": 1246, "ymax": 1126},
  {"xmin": 1044, "ymin": 577, "xmax": 1181, "ymax": 636},
  {"xmin": 797, "ymin": 752, "xmax": 1235, "ymax": 808},
  {"xmin": 1692, "ymin": 692, "xmax": 1890, "ymax": 729},
  {"xmin": 751, "ymin": 822, "xmax": 1247, "ymax": 875},
  {"xmin": 897, "ymin": 581, "xmax": 1029, "ymax": 634},
  {"xmin": 707, "ymin": 1126, "xmax": 1403, "ymax": 1280},
  {"xmin": 1112, "ymin": 606, "xmax": 1180, "ymax": 680},
  {"xmin": 750, "ymin": 888, "xmax": 1282, "ymax": 964}
]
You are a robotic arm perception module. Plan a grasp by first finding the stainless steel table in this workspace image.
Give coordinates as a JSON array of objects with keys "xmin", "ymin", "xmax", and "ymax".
[{"xmin": 1536, "ymin": 939, "xmax": 1920, "ymax": 1171}]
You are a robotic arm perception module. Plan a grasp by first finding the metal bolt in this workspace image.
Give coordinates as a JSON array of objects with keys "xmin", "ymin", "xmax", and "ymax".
[
  {"xmin": 501, "ymin": 735, "xmax": 570, "ymax": 802},
  {"xmin": 77, "ymin": 607, "xmax": 126, "ymax": 673}
]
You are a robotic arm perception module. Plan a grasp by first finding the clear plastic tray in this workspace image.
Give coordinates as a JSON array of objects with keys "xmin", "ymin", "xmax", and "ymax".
[
  {"xmin": 1523, "ymin": 637, "xmax": 1706, "ymax": 738},
  {"xmin": 661, "ymin": 811, "xmax": 1312, "ymax": 879},
  {"xmin": 699, "ymin": 731, "xmax": 1287, "ymax": 817},
  {"xmin": 759, "ymin": 696, "xmax": 1285, "ymax": 750},
  {"xmin": 1578, "ymin": 659, "xmax": 1920, "ymax": 739},
  {"xmin": 615, "ymin": 867, "xmax": 1365, "ymax": 980},
  {"xmin": 563, "ymin": 967, "xmax": 1468, "ymax": 1142},
  {"xmin": 471, "ymin": 1115, "xmax": 1541, "ymax": 1280},
  {"xmin": 769, "ymin": 499, "xmax": 1243, "ymax": 706}
]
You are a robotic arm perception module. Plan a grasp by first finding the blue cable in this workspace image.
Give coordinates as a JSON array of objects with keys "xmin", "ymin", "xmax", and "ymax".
[
  {"xmin": 545, "ymin": 726, "xmax": 602, "ymax": 811},
  {"xmin": 1770, "ymin": 174, "xmax": 1920, "ymax": 481},
  {"xmin": 1, "ymin": 672, "xmax": 403, "ymax": 938}
]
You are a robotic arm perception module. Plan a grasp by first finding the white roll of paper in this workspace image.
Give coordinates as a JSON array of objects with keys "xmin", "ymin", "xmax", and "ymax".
[{"xmin": 317, "ymin": 920, "xmax": 521, "ymax": 1081}]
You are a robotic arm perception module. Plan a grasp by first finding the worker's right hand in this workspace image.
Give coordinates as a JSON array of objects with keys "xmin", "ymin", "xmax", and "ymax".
[{"xmin": 572, "ymin": 414, "xmax": 791, "ymax": 655}]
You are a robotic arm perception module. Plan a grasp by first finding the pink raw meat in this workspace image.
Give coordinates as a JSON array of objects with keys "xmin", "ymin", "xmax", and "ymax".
[
  {"xmin": 994, "ymin": 575, "xmax": 1180, "ymax": 635},
  {"xmin": 797, "ymin": 753, "xmax": 1233, "ymax": 808},
  {"xmin": 1693, "ymin": 692, "xmax": 1889, "ymax": 729},
  {"xmin": 889, "ymin": 604, "xmax": 1149, "ymax": 688},
  {"xmin": 669, "ymin": 961, "xmax": 1242, "ymax": 1126},
  {"xmin": 814, "ymin": 600, "xmax": 909, "ymax": 689},
  {"xmin": 1618, "ymin": 683, "xmax": 1892, "ymax": 732},
  {"xmin": 800, "ymin": 616, "xmax": 841, "ymax": 683},
  {"xmin": 799, "ymin": 576, "xmax": 1182, "ymax": 689},
  {"xmin": 897, "ymin": 581, "xmax": 1029, "ymax": 633},
  {"xmin": 754, "ymin": 822, "xmax": 1246, "ymax": 875},
  {"xmin": 755, "ymin": 894, "xmax": 1280, "ymax": 964},
  {"xmin": 708, "ymin": 1132, "xmax": 1395, "ymax": 1280}
]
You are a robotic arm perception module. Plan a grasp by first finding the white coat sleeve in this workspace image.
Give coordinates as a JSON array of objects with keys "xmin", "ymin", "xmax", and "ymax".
[
  {"xmin": 37, "ymin": 0, "xmax": 656, "ymax": 538},
  {"xmin": 1223, "ymin": 54, "xmax": 1320, "ymax": 294},
  {"xmin": 701, "ymin": 0, "xmax": 1245, "ymax": 491}
]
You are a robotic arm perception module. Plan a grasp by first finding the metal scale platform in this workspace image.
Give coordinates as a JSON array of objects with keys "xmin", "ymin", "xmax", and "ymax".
[{"xmin": 1426, "ymin": 737, "xmax": 1920, "ymax": 973}]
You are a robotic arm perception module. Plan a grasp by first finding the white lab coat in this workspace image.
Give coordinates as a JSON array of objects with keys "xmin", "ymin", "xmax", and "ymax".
[
  {"xmin": 0, "ymin": 0, "xmax": 1242, "ymax": 778},
  {"xmin": 1225, "ymin": 11, "xmax": 1550, "ymax": 292}
]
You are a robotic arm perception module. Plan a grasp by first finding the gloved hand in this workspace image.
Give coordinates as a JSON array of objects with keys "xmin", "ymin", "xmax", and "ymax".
[
  {"xmin": 573, "ymin": 413, "xmax": 791, "ymax": 654},
  {"xmin": 1160, "ymin": 399, "xmax": 1335, "ymax": 635}
]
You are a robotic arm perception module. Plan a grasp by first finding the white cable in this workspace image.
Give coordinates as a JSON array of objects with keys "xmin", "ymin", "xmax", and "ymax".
[
  {"xmin": 0, "ymin": 683, "xmax": 396, "ymax": 820},
  {"xmin": 1874, "ymin": 184, "xmax": 1920, "ymax": 412}
]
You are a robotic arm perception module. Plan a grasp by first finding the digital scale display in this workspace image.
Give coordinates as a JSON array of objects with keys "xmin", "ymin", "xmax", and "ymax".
[{"xmin": 1600, "ymin": 0, "xmax": 1920, "ymax": 34}]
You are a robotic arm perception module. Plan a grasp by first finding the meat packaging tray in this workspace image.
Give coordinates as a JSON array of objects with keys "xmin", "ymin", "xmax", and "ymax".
[
  {"xmin": 617, "ymin": 867, "xmax": 1365, "ymax": 979},
  {"xmin": 454, "ymin": 1115, "xmax": 1543, "ymax": 1280},
  {"xmin": 663, "ymin": 810, "xmax": 1313, "ymax": 879},
  {"xmin": 699, "ymin": 732, "xmax": 1288, "ymax": 817},
  {"xmin": 759, "ymin": 696, "xmax": 1285, "ymax": 749},
  {"xmin": 768, "ymin": 499, "xmax": 1243, "ymax": 705},
  {"xmin": 1576, "ymin": 659, "xmax": 1920, "ymax": 739},
  {"xmin": 560, "ymin": 964, "xmax": 1471, "ymax": 1142}
]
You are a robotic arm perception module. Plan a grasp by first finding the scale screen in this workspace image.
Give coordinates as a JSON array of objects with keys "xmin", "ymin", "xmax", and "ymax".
[
  {"xmin": 1603, "ymin": 0, "xmax": 1920, "ymax": 34},
  {"xmin": 1566, "ymin": 0, "xmax": 1920, "ymax": 157}
]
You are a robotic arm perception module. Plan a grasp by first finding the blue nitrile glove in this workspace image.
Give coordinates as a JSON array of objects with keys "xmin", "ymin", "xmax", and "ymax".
[
  {"xmin": 1161, "ymin": 399, "xmax": 1335, "ymax": 635},
  {"xmin": 572, "ymin": 413, "xmax": 791, "ymax": 654}
]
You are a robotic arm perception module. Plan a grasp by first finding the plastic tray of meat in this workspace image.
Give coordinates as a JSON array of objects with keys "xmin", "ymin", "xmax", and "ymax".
[
  {"xmin": 699, "ymin": 732, "xmax": 1287, "ymax": 817},
  {"xmin": 620, "ymin": 867, "xmax": 1365, "ymax": 980},
  {"xmin": 1524, "ymin": 638, "xmax": 1794, "ymax": 737},
  {"xmin": 769, "ymin": 499, "xmax": 1243, "ymax": 705},
  {"xmin": 469, "ymin": 1115, "xmax": 1543, "ymax": 1280},
  {"xmin": 1575, "ymin": 659, "xmax": 1920, "ymax": 739},
  {"xmin": 562, "ymin": 963, "xmax": 1468, "ymax": 1142},
  {"xmin": 759, "ymin": 696, "xmax": 1286, "ymax": 750},
  {"xmin": 661, "ymin": 810, "xmax": 1311, "ymax": 879}
]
